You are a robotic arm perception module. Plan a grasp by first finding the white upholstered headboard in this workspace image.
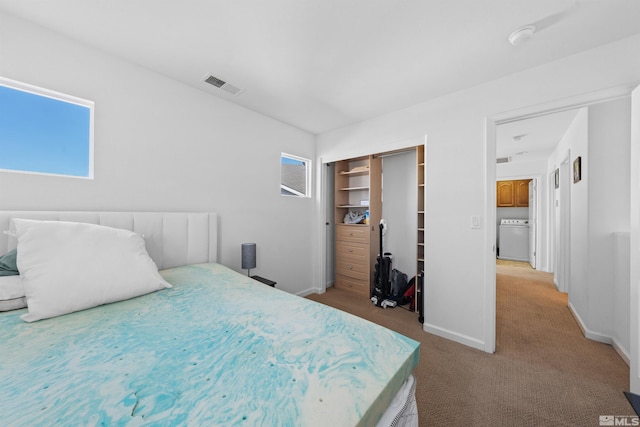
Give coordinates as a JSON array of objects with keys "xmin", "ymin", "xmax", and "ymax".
[{"xmin": 0, "ymin": 211, "xmax": 218, "ymax": 270}]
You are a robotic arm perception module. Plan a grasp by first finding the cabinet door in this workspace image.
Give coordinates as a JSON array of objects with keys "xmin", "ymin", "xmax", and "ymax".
[
  {"xmin": 496, "ymin": 181, "xmax": 515, "ymax": 207},
  {"xmin": 515, "ymin": 180, "xmax": 530, "ymax": 207}
]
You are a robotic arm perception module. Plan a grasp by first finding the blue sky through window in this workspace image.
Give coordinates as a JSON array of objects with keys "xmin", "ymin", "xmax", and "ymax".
[
  {"xmin": 281, "ymin": 156, "xmax": 304, "ymax": 166},
  {"xmin": 0, "ymin": 82, "xmax": 92, "ymax": 178}
]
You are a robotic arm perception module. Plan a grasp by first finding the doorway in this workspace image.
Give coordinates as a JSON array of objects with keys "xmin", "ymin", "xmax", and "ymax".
[
  {"xmin": 493, "ymin": 108, "xmax": 582, "ymax": 355},
  {"xmin": 495, "ymin": 109, "xmax": 579, "ymax": 273},
  {"xmin": 322, "ymin": 145, "xmax": 422, "ymax": 310}
]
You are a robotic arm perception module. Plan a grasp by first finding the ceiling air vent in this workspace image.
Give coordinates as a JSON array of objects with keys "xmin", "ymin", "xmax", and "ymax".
[
  {"xmin": 496, "ymin": 156, "xmax": 511, "ymax": 164},
  {"xmin": 203, "ymin": 74, "xmax": 244, "ymax": 96}
]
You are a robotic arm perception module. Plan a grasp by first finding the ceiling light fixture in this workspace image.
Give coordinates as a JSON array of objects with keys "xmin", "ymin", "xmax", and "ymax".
[{"xmin": 508, "ymin": 25, "xmax": 536, "ymax": 46}]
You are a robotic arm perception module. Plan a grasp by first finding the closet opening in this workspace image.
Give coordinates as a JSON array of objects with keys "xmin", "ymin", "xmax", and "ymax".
[{"xmin": 324, "ymin": 145, "xmax": 425, "ymax": 320}]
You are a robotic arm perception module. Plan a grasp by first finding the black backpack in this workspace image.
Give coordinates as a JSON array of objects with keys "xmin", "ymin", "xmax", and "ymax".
[{"xmin": 389, "ymin": 268, "xmax": 409, "ymax": 300}]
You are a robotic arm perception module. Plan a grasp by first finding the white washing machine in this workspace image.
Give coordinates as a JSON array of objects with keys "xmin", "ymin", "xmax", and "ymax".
[{"xmin": 498, "ymin": 219, "xmax": 529, "ymax": 262}]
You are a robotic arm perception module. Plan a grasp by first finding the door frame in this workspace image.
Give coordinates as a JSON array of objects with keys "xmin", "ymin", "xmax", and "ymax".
[
  {"xmin": 484, "ymin": 84, "xmax": 635, "ymax": 354},
  {"xmin": 556, "ymin": 151, "xmax": 572, "ymax": 293},
  {"xmin": 528, "ymin": 178, "xmax": 537, "ymax": 269},
  {"xmin": 495, "ymin": 174, "xmax": 542, "ymax": 268},
  {"xmin": 629, "ymin": 84, "xmax": 640, "ymax": 394}
]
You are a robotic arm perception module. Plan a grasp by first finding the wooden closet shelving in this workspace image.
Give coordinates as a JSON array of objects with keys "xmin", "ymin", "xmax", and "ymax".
[
  {"xmin": 334, "ymin": 155, "xmax": 381, "ymax": 298},
  {"xmin": 416, "ymin": 145, "xmax": 425, "ymax": 318}
]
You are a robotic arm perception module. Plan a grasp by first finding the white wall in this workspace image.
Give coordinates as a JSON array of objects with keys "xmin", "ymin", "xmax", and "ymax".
[
  {"xmin": 317, "ymin": 34, "xmax": 640, "ymax": 351},
  {"xmin": 546, "ymin": 99, "xmax": 632, "ymax": 357},
  {"xmin": 497, "ymin": 158, "xmax": 548, "ymax": 179},
  {"xmin": 586, "ymin": 99, "xmax": 631, "ymax": 357},
  {"xmin": 381, "ymin": 151, "xmax": 417, "ymax": 278},
  {"xmin": 0, "ymin": 12, "xmax": 318, "ymax": 295},
  {"xmin": 613, "ymin": 232, "xmax": 630, "ymax": 362},
  {"xmin": 588, "ymin": 99, "xmax": 631, "ymax": 343},
  {"xmin": 549, "ymin": 109, "xmax": 590, "ymax": 320}
]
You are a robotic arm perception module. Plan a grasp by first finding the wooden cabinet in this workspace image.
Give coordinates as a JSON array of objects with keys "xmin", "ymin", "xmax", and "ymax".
[
  {"xmin": 515, "ymin": 180, "xmax": 530, "ymax": 207},
  {"xmin": 496, "ymin": 179, "xmax": 531, "ymax": 207},
  {"xmin": 335, "ymin": 225, "xmax": 370, "ymax": 296},
  {"xmin": 334, "ymin": 156, "xmax": 381, "ymax": 298},
  {"xmin": 497, "ymin": 181, "xmax": 515, "ymax": 207}
]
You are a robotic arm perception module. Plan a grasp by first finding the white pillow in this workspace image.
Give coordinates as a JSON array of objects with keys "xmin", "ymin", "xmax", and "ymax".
[
  {"xmin": 0, "ymin": 275, "xmax": 26, "ymax": 311},
  {"xmin": 13, "ymin": 218, "xmax": 171, "ymax": 322}
]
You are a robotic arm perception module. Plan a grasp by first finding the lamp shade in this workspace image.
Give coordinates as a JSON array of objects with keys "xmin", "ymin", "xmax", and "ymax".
[{"xmin": 241, "ymin": 243, "xmax": 257, "ymax": 270}]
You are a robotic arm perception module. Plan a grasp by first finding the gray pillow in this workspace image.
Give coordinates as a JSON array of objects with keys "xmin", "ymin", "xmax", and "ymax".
[{"xmin": 0, "ymin": 249, "xmax": 19, "ymax": 276}]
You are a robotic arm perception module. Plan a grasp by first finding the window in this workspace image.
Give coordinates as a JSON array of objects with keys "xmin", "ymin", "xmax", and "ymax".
[
  {"xmin": 0, "ymin": 77, "xmax": 94, "ymax": 178},
  {"xmin": 280, "ymin": 153, "xmax": 311, "ymax": 197}
]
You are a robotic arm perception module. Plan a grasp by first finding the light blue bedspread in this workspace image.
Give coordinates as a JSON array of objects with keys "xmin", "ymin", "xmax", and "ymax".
[{"xmin": 0, "ymin": 263, "xmax": 419, "ymax": 426}]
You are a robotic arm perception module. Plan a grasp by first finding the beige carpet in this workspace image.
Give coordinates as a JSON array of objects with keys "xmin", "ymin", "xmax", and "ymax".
[{"xmin": 307, "ymin": 263, "xmax": 635, "ymax": 426}]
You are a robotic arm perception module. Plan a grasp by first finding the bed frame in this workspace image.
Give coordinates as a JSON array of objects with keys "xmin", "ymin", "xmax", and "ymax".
[{"xmin": 0, "ymin": 211, "xmax": 218, "ymax": 270}]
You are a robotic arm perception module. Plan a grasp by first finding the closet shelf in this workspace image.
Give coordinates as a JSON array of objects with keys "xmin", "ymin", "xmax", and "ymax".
[
  {"xmin": 339, "ymin": 186, "xmax": 369, "ymax": 191},
  {"xmin": 337, "ymin": 204, "xmax": 369, "ymax": 209},
  {"xmin": 339, "ymin": 169, "xmax": 369, "ymax": 176}
]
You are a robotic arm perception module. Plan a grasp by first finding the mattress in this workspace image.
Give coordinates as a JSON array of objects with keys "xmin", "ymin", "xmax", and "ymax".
[{"xmin": 0, "ymin": 262, "xmax": 420, "ymax": 426}]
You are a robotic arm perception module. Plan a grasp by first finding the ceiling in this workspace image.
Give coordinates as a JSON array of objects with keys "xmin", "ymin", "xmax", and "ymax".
[
  {"xmin": 0, "ymin": 0, "xmax": 639, "ymax": 136},
  {"xmin": 496, "ymin": 109, "xmax": 580, "ymax": 164}
]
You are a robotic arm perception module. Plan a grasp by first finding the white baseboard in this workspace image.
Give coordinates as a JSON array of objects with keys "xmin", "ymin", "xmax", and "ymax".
[
  {"xmin": 422, "ymin": 322, "xmax": 486, "ymax": 352},
  {"xmin": 568, "ymin": 302, "xmax": 630, "ymax": 365},
  {"xmin": 297, "ymin": 287, "xmax": 324, "ymax": 297},
  {"xmin": 568, "ymin": 302, "xmax": 612, "ymax": 344},
  {"xmin": 613, "ymin": 337, "xmax": 631, "ymax": 366}
]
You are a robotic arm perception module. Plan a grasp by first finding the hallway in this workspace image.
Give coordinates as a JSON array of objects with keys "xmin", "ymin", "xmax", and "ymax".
[{"xmin": 495, "ymin": 261, "xmax": 633, "ymax": 422}]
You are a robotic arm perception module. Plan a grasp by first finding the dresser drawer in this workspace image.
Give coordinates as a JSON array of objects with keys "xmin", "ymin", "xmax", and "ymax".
[
  {"xmin": 335, "ymin": 275, "xmax": 369, "ymax": 297},
  {"xmin": 336, "ymin": 241, "xmax": 368, "ymax": 261},
  {"xmin": 336, "ymin": 258, "xmax": 369, "ymax": 281},
  {"xmin": 336, "ymin": 225, "xmax": 370, "ymax": 244}
]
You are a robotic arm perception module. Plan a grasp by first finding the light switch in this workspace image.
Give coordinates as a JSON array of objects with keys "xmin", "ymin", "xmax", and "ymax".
[{"xmin": 471, "ymin": 215, "xmax": 481, "ymax": 229}]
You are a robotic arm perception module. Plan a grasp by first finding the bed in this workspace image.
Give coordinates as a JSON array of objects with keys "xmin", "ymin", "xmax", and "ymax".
[{"xmin": 0, "ymin": 211, "xmax": 420, "ymax": 426}]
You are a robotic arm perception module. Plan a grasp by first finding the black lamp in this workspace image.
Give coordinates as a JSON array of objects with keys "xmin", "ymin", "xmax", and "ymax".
[{"xmin": 241, "ymin": 243, "xmax": 256, "ymax": 276}]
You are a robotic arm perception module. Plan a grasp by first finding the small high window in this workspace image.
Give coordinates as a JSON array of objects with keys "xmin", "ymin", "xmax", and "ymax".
[
  {"xmin": 280, "ymin": 153, "xmax": 311, "ymax": 197},
  {"xmin": 0, "ymin": 77, "xmax": 94, "ymax": 178}
]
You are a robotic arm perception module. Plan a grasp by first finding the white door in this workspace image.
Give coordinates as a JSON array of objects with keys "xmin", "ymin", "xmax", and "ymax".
[{"xmin": 528, "ymin": 179, "xmax": 537, "ymax": 268}]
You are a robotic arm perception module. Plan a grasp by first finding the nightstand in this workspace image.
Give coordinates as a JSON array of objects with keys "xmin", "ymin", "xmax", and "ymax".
[{"xmin": 251, "ymin": 275, "xmax": 276, "ymax": 287}]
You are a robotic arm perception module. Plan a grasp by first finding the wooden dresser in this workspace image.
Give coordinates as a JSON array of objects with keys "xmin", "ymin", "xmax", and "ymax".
[{"xmin": 335, "ymin": 224, "xmax": 371, "ymax": 297}]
